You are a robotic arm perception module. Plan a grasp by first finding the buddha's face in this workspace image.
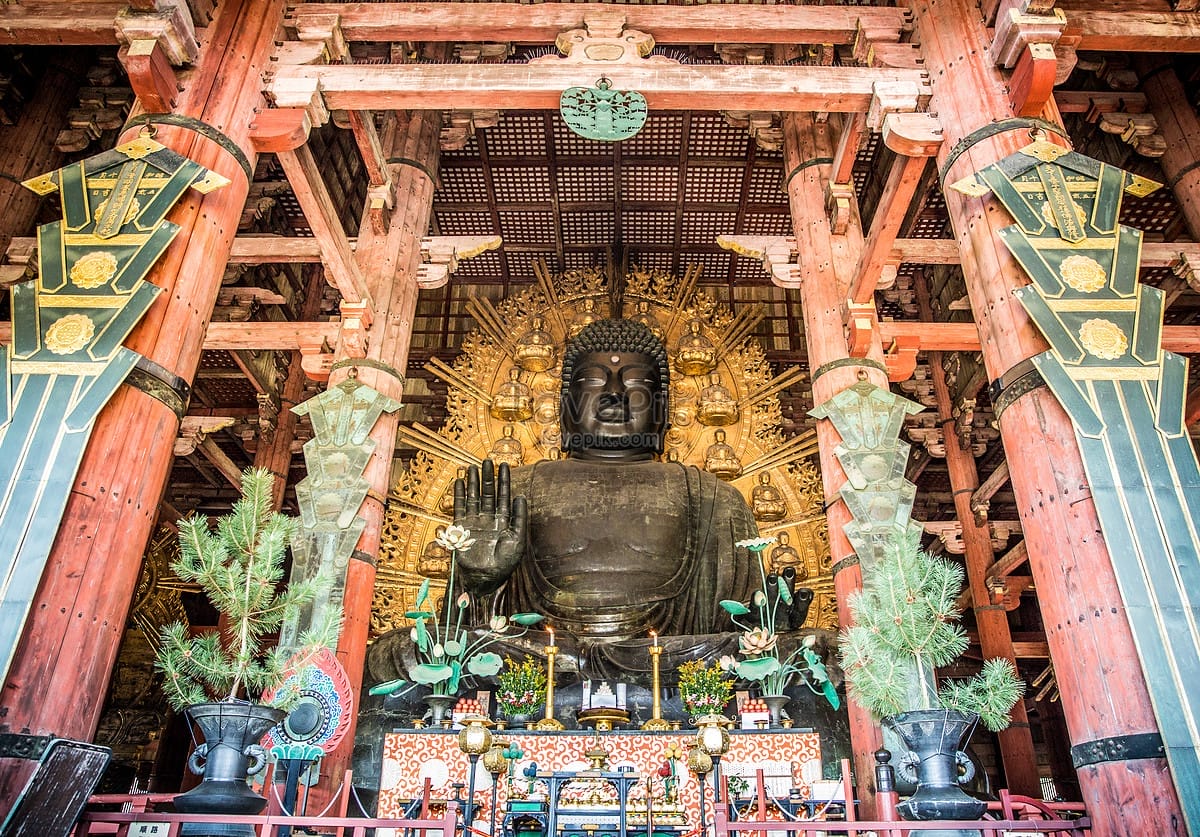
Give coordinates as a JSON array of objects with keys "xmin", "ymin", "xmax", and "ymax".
[{"xmin": 561, "ymin": 351, "xmax": 666, "ymax": 459}]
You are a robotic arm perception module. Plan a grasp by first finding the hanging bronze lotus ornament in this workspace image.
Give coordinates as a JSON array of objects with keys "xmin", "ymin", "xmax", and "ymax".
[{"xmin": 560, "ymin": 77, "xmax": 647, "ymax": 141}]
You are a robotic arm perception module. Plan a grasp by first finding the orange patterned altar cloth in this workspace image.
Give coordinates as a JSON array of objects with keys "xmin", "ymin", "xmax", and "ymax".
[{"xmin": 379, "ymin": 730, "xmax": 822, "ymax": 828}]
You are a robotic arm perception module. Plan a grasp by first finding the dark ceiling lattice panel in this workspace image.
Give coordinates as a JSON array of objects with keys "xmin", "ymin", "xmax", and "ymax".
[
  {"xmin": 620, "ymin": 165, "xmax": 679, "ymax": 202},
  {"xmin": 486, "ymin": 113, "xmax": 546, "ymax": 156},
  {"xmin": 623, "ymin": 210, "xmax": 677, "ymax": 244},
  {"xmin": 493, "ymin": 166, "xmax": 553, "ymax": 202},
  {"xmin": 682, "ymin": 210, "xmax": 737, "ymax": 243},
  {"xmin": 498, "ymin": 210, "xmax": 557, "ymax": 243},
  {"xmin": 741, "ymin": 211, "xmax": 792, "ymax": 235},
  {"xmin": 622, "ymin": 113, "xmax": 687, "ymax": 156},
  {"xmin": 747, "ymin": 166, "xmax": 786, "ymax": 202},
  {"xmin": 682, "ymin": 166, "xmax": 745, "ymax": 202}
]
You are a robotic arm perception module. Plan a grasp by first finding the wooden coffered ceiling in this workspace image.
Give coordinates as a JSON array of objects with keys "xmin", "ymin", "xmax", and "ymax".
[{"xmin": 0, "ymin": 1, "xmax": 1199, "ymax": 555}]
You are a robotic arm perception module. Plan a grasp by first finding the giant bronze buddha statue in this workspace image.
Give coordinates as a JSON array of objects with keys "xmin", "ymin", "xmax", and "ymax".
[
  {"xmin": 456, "ymin": 318, "xmax": 758, "ymax": 641},
  {"xmin": 368, "ymin": 319, "xmax": 764, "ymax": 679}
]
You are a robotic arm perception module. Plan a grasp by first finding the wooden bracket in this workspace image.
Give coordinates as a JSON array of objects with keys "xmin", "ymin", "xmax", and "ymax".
[
  {"xmin": 1171, "ymin": 251, "xmax": 1200, "ymax": 292},
  {"xmin": 1098, "ymin": 111, "xmax": 1165, "ymax": 158},
  {"xmin": 1009, "ymin": 42, "xmax": 1058, "ymax": 118},
  {"xmin": 715, "ymin": 235, "xmax": 800, "ymax": 288},
  {"xmin": 114, "ymin": 0, "xmax": 198, "ymax": 66},
  {"xmin": 291, "ymin": 12, "xmax": 351, "ymax": 62},
  {"xmin": 825, "ymin": 183, "xmax": 855, "ymax": 235},
  {"xmin": 118, "ymin": 39, "xmax": 179, "ymax": 112},
  {"xmin": 884, "ymin": 333, "xmax": 922, "ymax": 382},
  {"xmin": 724, "ymin": 111, "xmax": 783, "ymax": 151},
  {"xmin": 417, "ymin": 235, "xmax": 503, "ymax": 290},
  {"xmin": 298, "ymin": 333, "xmax": 334, "ymax": 382},
  {"xmin": 267, "ymin": 74, "xmax": 330, "ymax": 127},
  {"xmin": 988, "ymin": 575, "xmax": 1033, "ymax": 610},
  {"xmin": 441, "ymin": 110, "xmax": 500, "ymax": 151},
  {"xmin": 537, "ymin": 9, "xmax": 674, "ymax": 66},
  {"xmin": 248, "ymin": 108, "xmax": 312, "ymax": 153},
  {"xmin": 337, "ymin": 300, "xmax": 372, "ymax": 358},
  {"xmin": 988, "ymin": 0, "xmax": 1066, "ymax": 68},
  {"xmin": 845, "ymin": 301, "xmax": 879, "ymax": 358},
  {"xmin": 866, "ymin": 80, "xmax": 920, "ymax": 130},
  {"xmin": 174, "ymin": 416, "xmax": 235, "ymax": 458}
]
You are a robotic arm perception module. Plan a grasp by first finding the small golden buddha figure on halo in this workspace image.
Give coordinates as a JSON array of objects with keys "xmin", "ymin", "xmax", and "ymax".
[
  {"xmin": 569, "ymin": 298, "xmax": 601, "ymax": 338},
  {"xmin": 673, "ymin": 319, "xmax": 717, "ymax": 377},
  {"xmin": 628, "ymin": 299, "xmax": 664, "ymax": 342},
  {"xmin": 513, "ymin": 315, "xmax": 558, "ymax": 373},
  {"xmin": 751, "ymin": 471, "xmax": 788, "ymax": 522},
  {"xmin": 697, "ymin": 372, "xmax": 739, "ymax": 427},
  {"xmin": 769, "ymin": 532, "xmax": 807, "ymax": 580},
  {"xmin": 489, "ymin": 423, "xmax": 525, "ymax": 469},
  {"xmin": 438, "ymin": 467, "xmax": 467, "ymax": 515},
  {"xmin": 490, "ymin": 367, "xmax": 534, "ymax": 422},
  {"xmin": 418, "ymin": 539, "xmax": 452, "ymax": 578},
  {"xmin": 704, "ymin": 428, "xmax": 742, "ymax": 481}
]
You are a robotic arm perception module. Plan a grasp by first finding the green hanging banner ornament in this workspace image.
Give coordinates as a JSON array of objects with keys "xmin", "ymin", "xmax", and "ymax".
[{"xmin": 559, "ymin": 77, "xmax": 647, "ymax": 142}]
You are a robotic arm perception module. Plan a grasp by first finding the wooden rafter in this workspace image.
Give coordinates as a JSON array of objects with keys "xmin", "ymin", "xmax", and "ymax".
[{"xmin": 274, "ymin": 143, "xmax": 374, "ymax": 309}]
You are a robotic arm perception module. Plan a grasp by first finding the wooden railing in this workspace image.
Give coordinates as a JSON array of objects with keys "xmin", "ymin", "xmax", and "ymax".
[
  {"xmin": 73, "ymin": 800, "xmax": 459, "ymax": 837},
  {"xmin": 714, "ymin": 793, "xmax": 1091, "ymax": 837}
]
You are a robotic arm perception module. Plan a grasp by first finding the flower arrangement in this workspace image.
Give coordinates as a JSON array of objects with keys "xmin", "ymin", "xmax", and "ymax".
[
  {"xmin": 719, "ymin": 537, "xmax": 840, "ymax": 709},
  {"xmin": 496, "ymin": 655, "xmax": 548, "ymax": 717},
  {"xmin": 154, "ymin": 467, "xmax": 340, "ymax": 711},
  {"xmin": 838, "ymin": 527, "xmax": 1025, "ymax": 731},
  {"xmin": 370, "ymin": 525, "xmax": 542, "ymax": 699},
  {"xmin": 676, "ymin": 659, "xmax": 734, "ymax": 718}
]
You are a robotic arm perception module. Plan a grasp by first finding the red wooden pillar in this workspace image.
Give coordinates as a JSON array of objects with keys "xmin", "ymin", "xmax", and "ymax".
[
  {"xmin": 782, "ymin": 112, "xmax": 888, "ymax": 815},
  {"xmin": 911, "ymin": 0, "xmax": 1184, "ymax": 829},
  {"xmin": 0, "ymin": 0, "xmax": 286, "ymax": 747},
  {"xmin": 1137, "ymin": 60, "xmax": 1200, "ymax": 239},
  {"xmin": 322, "ymin": 109, "xmax": 442, "ymax": 782}
]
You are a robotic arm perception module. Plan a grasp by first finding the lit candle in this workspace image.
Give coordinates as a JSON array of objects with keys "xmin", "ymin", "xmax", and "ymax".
[
  {"xmin": 547, "ymin": 626, "xmax": 555, "ymax": 649},
  {"xmin": 650, "ymin": 629, "xmax": 659, "ymax": 648}
]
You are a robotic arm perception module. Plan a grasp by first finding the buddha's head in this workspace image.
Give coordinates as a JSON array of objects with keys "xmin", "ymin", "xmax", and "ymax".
[{"xmin": 560, "ymin": 319, "xmax": 670, "ymax": 460}]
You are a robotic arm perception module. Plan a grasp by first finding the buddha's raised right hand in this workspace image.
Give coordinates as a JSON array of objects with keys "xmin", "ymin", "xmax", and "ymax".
[{"xmin": 452, "ymin": 459, "xmax": 528, "ymax": 594}]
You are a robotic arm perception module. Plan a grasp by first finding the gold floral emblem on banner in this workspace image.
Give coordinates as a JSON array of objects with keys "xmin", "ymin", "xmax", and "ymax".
[
  {"xmin": 1059, "ymin": 255, "xmax": 1107, "ymax": 293},
  {"xmin": 1079, "ymin": 318, "xmax": 1128, "ymax": 360},
  {"xmin": 69, "ymin": 252, "xmax": 119, "ymax": 289},
  {"xmin": 1040, "ymin": 199, "xmax": 1087, "ymax": 234},
  {"xmin": 45, "ymin": 313, "xmax": 96, "ymax": 355}
]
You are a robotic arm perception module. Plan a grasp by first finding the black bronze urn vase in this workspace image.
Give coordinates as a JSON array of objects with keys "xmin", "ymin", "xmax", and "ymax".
[
  {"xmin": 174, "ymin": 701, "xmax": 287, "ymax": 836},
  {"xmin": 886, "ymin": 708, "xmax": 985, "ymax": 836}
]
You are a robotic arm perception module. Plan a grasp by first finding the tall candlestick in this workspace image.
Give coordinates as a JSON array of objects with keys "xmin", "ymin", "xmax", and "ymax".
[
  {"xmin": 536, "ymin": 627, "xmax": 565, "ymax": 730},
  {"xmin": 642, "ymin": 642, "xmax": 671, "ymax": 731}
]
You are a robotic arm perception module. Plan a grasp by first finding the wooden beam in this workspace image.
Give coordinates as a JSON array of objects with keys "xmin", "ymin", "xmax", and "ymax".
[
  {"xmin": 285, "ymin": 3, "xmax": 910, "ymax": 45},
  {"xmin": 972, "ymin": 459, "xmax": 1011, "ymax": 522},
  {"xmin": 275, "ymin": 143, "xmax": 374, "ymax": 309},
  {"xmin": 269, "ymin": 63, "xmax": 932, "ymax": 113},
  {"xmin": 15, "ymin": 233, "xmax": 1194, "ymax": 272},
  {"xmin": 850, "ymin": 154, "xmax": 929, "ymax": 303},
  {"xmin": 201, "ymin": 321, "xmax": 340, "ymax": 350},
  {"xmin": 831, "ymin": 112, "xmax": 867, "ymax": 186},
  {"xmin": 0, "ymin": 3, "xmax": 122, "ymax": 46},
  {"xmin": 196, "ymin": 437, "xmax": 244, "ymax": 489},
  {"xmin": 879, "ymin": 320, "xmax": 1200, "ymax": 354},
  {"xmin": 1066, "ymin": 9, "xmax": 1200, "ymax": 51},
  {"xmin": 987, "ymin": 539, "xmax": 1031, "ymax": 582},
  {"xmin": 11, "ymin": 316, "xmax": 1200, "ymax": 356}
]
